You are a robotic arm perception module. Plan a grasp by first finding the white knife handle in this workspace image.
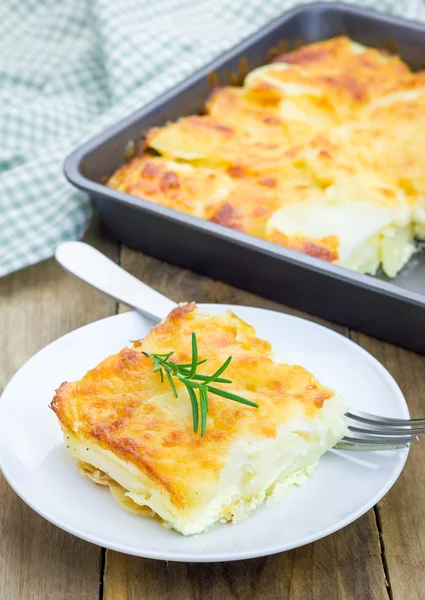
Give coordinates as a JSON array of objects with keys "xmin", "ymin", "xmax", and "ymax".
[{"xmin": 55, "ymin": 241, "xmax": 177, "ymax": 322}]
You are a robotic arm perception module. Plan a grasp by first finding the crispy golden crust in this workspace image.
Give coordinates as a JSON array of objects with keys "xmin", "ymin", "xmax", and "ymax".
[
  {"xmin": 105, "ymin": 36, "xmax": 422, "ymax": 269},
  {"xmin": 50, "ymin": 304, "xmax": 333, "ymax": 510},
  {"xmin": 145, "ymin": 114, "xmax": 294, "ymax": 172},
  {"xmin": 268, "ymin": 229, "xmax": 340, "ymax": 262},
  {"xmin": 206, "ymin": 87, "xmax": 321, "ymax": 147},
  {"xmin": 205, "ymin": 177, "xmax": 282, "ymax": 237},
  {"xmin": 106, "ymin": 155, "xmax": 232, "ymax": 218},
  {"xmin": 331, "ymin": 85, "xmax": 425, "ymax": 195},
  {"xmin": 107, "ymin": 152, "xmax": 283, "ymax": 237},
  {"xmin": 270, "ymin": 36, "xmax": 409, "ymax": 105}
]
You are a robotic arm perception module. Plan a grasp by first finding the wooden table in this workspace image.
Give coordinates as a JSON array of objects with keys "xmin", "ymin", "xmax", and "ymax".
[{"xmin": 1, "ymin": 219, "xmax": 424, "ymax": 600}]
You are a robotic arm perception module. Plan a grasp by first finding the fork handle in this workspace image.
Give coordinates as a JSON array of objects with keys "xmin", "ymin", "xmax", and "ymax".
[{"xmin": 55, "ymin": 241, "xmax": 177, "ymax": 322}]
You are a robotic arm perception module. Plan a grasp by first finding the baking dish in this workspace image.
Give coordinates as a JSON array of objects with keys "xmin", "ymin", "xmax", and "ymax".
[{"xmin": 64, "ymin": 2, "xmax": 425, "ymax": 354}]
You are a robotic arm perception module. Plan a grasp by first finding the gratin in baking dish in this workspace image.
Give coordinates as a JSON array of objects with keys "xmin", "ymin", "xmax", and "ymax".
[{"xmin": 64, "ymin": 2, "xmax": 425, "ymax": 354}]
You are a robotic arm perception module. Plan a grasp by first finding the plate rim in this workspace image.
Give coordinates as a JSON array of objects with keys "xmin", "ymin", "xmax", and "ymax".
[{"xmin": 0, "ymin": 305, "xmax": 410, "ymax": 562}]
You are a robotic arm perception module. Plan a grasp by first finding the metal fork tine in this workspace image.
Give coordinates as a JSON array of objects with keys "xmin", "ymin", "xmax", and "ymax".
[
  {"xmin": 335, "ymin": 411, "xmax": 424, "ymax": 451},
  {"xmin": 349, "ymin": 425, "xmax": 425, "ymax": 436},
  {"xmin": 342, "ymin": 435, "xmax": 419, "ymax": 446},
  {"xmin": 335, "ymin": 440, "xmax": 411, "ymax": 451},
  {"xmin": 346, "ymin": 411, "xmax": 425, "ymax": 427}
]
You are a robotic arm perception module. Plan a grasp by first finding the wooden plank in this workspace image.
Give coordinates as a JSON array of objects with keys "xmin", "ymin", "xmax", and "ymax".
[
  {"xmin": 103, "ymin": 247, "xmax": 388, "ymax": 600},
  {"xmin": 0, "ymin": 220, "xmax": 118, "ymax": 600},
  {"xmin": 350, "ymin": 332, "xmax": 425, "ymax": 600},
  {"xmin": 104, "ymin": 513, "xmax": 385, "ymax": 600}
]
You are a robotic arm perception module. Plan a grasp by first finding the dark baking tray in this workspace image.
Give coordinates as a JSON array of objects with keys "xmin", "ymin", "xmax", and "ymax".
[{"xmin": 64, "ymin": 2, "xmax": 425, "ymax": 354}]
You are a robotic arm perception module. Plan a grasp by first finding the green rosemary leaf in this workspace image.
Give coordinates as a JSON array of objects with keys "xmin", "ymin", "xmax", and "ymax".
[
  {"xmin": 168, "ymin": 361, "xmax": 179, "ymax": 375},
  {"xmin": 186, "ymin": 385, "xmax": 199, "ymax": 433},
  {"xmin": 178, "ymin": 371, "xmax": 232, "ymax": 384},
  {"xmin": 207, "ymin": 385, "xmax": 259, "ymax": 407},
  {"xmin": 152, "ymin": 358, "xmax": 164, "ymax": 383},
  {"xmin": 177, "ymin": 376, "xmax": 200, "ymax": 389},
  {"xmin": 199, "ymin": 388, "xmax": 207, "ymax": 436},
  {"xmin": 188, "ymin": 332, "xmax": 198, "ymax": 378},
  {"xmin": 164, "ymin": 367, "xmax": 178, "ymax": 398},
  {"xmin": 204, "ymin": 355, "xmax": 232, "ymax": 384},
  {"xmin": 176, "ymin": 358, "xmax": 207, "ymax": 369}
]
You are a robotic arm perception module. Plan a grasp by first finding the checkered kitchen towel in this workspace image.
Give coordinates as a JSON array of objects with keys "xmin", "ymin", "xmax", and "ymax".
[{"xmin": 1, "ymin": 0, "xmax": 424, "ymax": 277}]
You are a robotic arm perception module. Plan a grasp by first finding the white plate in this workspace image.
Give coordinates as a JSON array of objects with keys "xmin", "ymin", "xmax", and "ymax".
[{"xmin": 0, "ymin": 305, "xmax": 409, "ymax": 562}]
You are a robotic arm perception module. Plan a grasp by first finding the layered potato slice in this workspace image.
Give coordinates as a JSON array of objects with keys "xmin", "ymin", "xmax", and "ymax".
[
  {"xmin": 248, "ymin": 36, "xmax": 410, "ymax": 118},
  {"xmin": 206, "ymin": 86, "xmax": 333, "ymax": 146},
  {"xmin": 332, "ymin": 89, "xmax": 425, "ymax": 191},
  {"xmin": 267, "ymin": 189, "xmax": 415, "ymax": 277},
  {"xmin": 146, "ymin": 113, "xmax": 297, "ymax": 173},
  {"xmin": 329, "ymin": 83, "xmax": 425, "ymax": 239},
  {"xmin": 290, "ymin": 76, "xmax": 425, "ymax": 245},
  {"xmin": 50, "ymin": 303, "xmax": 348, "ymax": 536},
  {"xmin": 266, "ymin": 147, "xmax": 415, "ymax": 277}
]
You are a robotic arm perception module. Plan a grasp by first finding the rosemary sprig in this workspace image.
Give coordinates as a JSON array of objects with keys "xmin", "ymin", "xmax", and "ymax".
[{"xmin": 142, "ymin": 332, "xmax": 258, "ymax": 436}]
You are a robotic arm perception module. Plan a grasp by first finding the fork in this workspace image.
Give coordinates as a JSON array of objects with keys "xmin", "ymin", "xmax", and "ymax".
[
  {"xmin": 335, "ymin": 411, "xmax": 425, "ymax": 451},
  {"xmin": 55, "ymin": 241, "xmax": 425, "ymax": 453}
]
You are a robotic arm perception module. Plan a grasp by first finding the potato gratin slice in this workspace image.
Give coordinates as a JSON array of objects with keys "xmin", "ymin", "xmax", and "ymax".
[{"xmin": 51, "ymin": 304, "xmax": 348, "ymax": 535}]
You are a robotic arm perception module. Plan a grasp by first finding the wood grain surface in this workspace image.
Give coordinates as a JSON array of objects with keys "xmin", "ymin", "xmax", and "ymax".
[{"xmin": 1, "ymin": 225, "xmax": 424, "ymax": 599}]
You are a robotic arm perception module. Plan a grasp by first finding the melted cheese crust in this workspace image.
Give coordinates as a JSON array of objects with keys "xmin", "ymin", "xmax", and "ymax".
[
  {"xmin": 51, "ymin": 304, "xmax": 348, "ymax": 535},
  {"xmin": 106, "ymin": 36, "xmax": 423, "ymax": 277}
]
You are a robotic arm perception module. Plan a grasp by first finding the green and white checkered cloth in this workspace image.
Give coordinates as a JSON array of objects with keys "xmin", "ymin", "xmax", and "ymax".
[{"xmin": 1, "ymin": 0, "xmax": 424, "ymax": 277}]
